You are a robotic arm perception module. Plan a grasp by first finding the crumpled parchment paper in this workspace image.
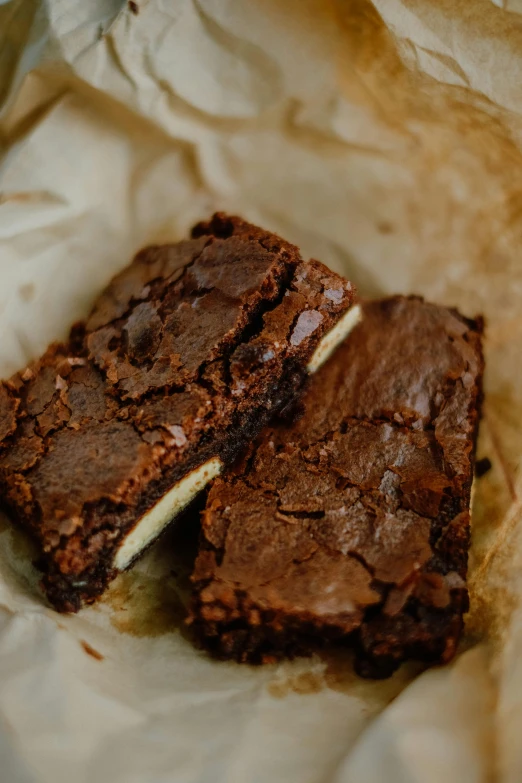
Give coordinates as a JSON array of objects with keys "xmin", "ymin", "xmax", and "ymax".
[{"xmin": 0, "ymin": 1, "xmax": 521, "ymax": 781}]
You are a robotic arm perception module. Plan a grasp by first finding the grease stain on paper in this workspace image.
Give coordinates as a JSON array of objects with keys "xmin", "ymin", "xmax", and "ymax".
[
  {"xmin": 105, "ymin": 570, "xmax": 186, "ymax": 638},
  {"xmin": 267, "ymin": 669, "xmax": 324, "ymax": 698},
  {"xmin": 267, "ymin": 648, "xmax": 422, "ymax": 701},
  {"xmin": 103, "ymin": 505, "xmax": 201, "ymax": 637},
  {"xmin": 0, "ymin": 506, "xmax": 39, "ymax": 562}
]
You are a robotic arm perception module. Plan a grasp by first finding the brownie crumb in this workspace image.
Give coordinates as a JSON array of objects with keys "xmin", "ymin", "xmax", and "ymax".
[
  {"xmin": 475, "ymin": 457, "xmax": 492, "ymax": 478},
  {"xmin": 80, "ymin": 640, "xmax": 104, "ymax": 661}
]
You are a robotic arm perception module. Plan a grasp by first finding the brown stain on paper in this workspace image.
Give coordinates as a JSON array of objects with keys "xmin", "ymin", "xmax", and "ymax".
[
  {"xmin": 80, "ymin": 640, "xmax": 104, "ymax": 661},
  {"xmin": 267, "ymin": 669, "xmax": 324, "ymax": 698},
  {"xmin": 6, "ymin": 526, "xmax": 38, "ymax": 564},
  {"xmin": 0, "ymin": 191, "xmax": 66, "ymax": 206},
  {"xmin": 267, "ymin": 648, "xmax": 422, "ymax": 701},
  {"xmin": 103, "ymin": 509, "xmax": 201, "ymax": 637},
  {"xmin": 321, "ymin": 648, "xmax": 423, "ymax": 701},
  {"xmin": 105, "ymin": 569, "xmax": 186, "ymax": 638}
]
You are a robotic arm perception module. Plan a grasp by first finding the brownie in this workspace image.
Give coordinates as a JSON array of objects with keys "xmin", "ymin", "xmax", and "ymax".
[
  {"xmin": 0, "ymin": 214, "xmax": 357, "ymax": 612},
  {"xmin": 189, "ymin": 296, "xmax": 484, "ymax": 677}
]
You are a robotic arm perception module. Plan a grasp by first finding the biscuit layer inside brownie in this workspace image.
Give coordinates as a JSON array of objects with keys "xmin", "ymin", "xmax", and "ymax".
[
  {"xmin": 114, "ymin": 457, "xmax": 223, "ymax": 570},
  {"xmin": 306, "ymin": 302, "xmax": 362, "ymax": 373}
]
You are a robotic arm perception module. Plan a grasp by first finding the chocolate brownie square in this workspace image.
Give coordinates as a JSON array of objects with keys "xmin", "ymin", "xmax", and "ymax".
[
  {"xmin": 0, "ymin": 214, "xmax": 358, "ymax": 611},
  {"xmin": 189, "ymin": 296, "xmax": 484, "ymax": 677}
]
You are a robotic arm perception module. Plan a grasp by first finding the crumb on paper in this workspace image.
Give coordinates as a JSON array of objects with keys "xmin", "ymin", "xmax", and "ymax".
[
  {"xmin": 80, "ymin": 640, "xmax": 104, "ymax": 661},
  {"xmin": 128, "ymin": 1, "xmax": 138, "ymax": 14},
  {"xmin": 476, "ymin": 457, "xmax": 493, "ymax": 478}
]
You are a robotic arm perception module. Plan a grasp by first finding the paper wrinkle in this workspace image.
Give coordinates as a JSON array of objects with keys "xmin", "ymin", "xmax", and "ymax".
[
  {"xmin": 0, "ymin": 0, "xmax": 522, "ymax": 781},
  {"xmin": 331, "ymin": 647, "xmax": 495, "ymax": 783},
  {"xmin": 149, "ymin": 1, "xmax": 283, "ymax": 118},
  {"xmin": 372, "ymin": 0, "xmax": 522, "ymax": 115},
  {"xmin": 0, "ymin": 0, "xmax": 47, "ymax": 120}
]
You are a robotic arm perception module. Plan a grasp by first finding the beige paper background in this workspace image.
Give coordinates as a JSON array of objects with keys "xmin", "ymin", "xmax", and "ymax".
[{"xmin": 0, "ymin": 1, "xmax": 521, "ymax": 780}]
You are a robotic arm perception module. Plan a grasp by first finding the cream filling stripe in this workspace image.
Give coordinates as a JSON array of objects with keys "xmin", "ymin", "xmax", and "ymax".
[
  {"xmin": 114, "ymin": 458, "xmax": 222, "ymax": 571},
  {"xmin": 307, "ymin": 303, "xmax": 362, "ymax": 374}
]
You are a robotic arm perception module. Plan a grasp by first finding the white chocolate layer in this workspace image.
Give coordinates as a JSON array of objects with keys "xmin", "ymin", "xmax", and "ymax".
[
  {"xmin": 114, "ymin": 457, "xmax": 222, "ymax": 571},
  {"xmin": 307, "ymin": 303, "xmax": 362, "ymax": 374}
]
